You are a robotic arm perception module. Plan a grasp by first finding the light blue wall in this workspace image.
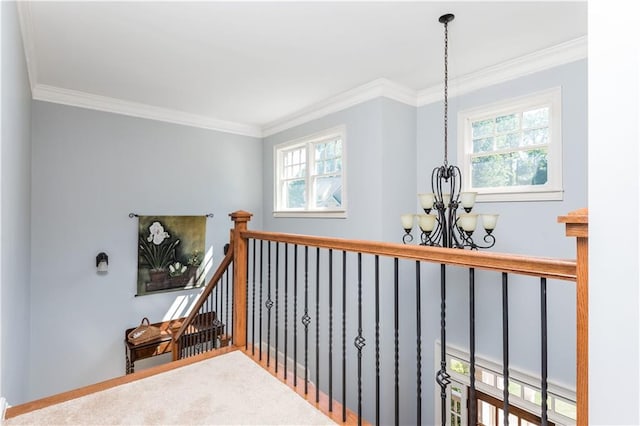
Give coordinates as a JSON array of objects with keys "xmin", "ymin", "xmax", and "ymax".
[
  {"xmin": 0, "ymin": 0, "xmax": 32, "ymax": 405},
  {"xmin": 380, "ymin": 99, "xmax": 418, "ymax": 242},
  {"xmin": 262, "ymin": 98, "xmax": 416, "ymax": 241},
  {"xmin": 29, "ymin": 101, "xmax": 263, "ymax": 400}
]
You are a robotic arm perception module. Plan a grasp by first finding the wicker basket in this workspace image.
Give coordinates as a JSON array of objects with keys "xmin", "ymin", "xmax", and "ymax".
[{"xmin": 127, "ymin": 317, "xmax": 161, "ymax": 345}]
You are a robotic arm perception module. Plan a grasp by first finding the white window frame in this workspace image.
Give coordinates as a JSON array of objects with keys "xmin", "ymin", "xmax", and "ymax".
[
  {"xmin": 273, "ymin": 125, "xmax": 347, "ymax": 218},
  {"xmin": 457, "ymin": 87, "xmax": 563, "ymax": 202},
  {"xmin": 435, "ymin": 343, "xmax": 577, "ymax": 426}
]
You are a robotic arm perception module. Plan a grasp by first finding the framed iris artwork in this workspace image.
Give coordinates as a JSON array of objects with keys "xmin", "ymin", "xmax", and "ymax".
[{"xmin": 136, "ymin": 215, "xmax": 206, "ymax": 296}]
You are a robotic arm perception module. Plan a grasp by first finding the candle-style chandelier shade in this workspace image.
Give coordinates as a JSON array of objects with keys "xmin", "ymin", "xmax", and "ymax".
[{"xmin": 401, "ymin": 13, "xmax": 498, "ymax": 250}]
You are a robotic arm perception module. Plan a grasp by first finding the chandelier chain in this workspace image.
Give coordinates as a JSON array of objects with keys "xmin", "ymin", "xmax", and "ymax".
[{"xmin": 443, "ymin": 19, "xmax": 449, "ymax": 167}]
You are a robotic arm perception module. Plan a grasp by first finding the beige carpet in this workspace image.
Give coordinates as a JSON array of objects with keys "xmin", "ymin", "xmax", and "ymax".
[{"xmin": 5, "ymin": 351, "xmax": 336, "ymax": 425}]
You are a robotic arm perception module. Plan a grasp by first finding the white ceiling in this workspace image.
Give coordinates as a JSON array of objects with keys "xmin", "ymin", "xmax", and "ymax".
[{"xmin": 19, "ymin": 1, "xmax": 587, "ymax": 137}]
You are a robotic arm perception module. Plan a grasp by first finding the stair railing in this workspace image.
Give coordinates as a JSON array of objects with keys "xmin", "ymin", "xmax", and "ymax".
[
  {"xmin": 170, "ymin": 236, "xmax": 235, "ymax": 361},
  {"xmin": 221, "ymin": 209, "xmax": 587, "ymax": 426}
]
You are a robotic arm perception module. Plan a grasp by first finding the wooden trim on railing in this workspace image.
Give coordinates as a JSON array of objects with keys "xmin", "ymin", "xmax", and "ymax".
[
  {"xmin": 241, "ymin": 230, "xmax": 577, "ymax": 281},
  {"xmin": 171, "ymin": 241, "xmax": 234, "ymax": 357},
  {"xmin": 559, "ymin": 208, "xmax": 588, "ymax": 426}
]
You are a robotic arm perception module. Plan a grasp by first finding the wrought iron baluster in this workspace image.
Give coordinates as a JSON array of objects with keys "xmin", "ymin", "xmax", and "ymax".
[
  {"xmin": 275, "ymin": 242, "xmax": 280, "ymax": 373},
  {"xmin": 502, "ymin": 272, "xmax": 510, "ymax": 425},
  {"xmin": 245, "ymin": 240, "xmax": 249, "ymax": 350},
  {"xmin": 192, "ymin": 308, "xmax": 196, "ymax": 357},
  {"xmin": 354, "ymin": 252, "xmax": 365, "ymax": 426},
  {"xmin": 252, "ymin": 239, "xmax": 256, "ymax": 355},
  {"xmin": 342, "ymin": 250, "xmax": 347, "ymax": 423},
  {"xmin": 217, "ymin": 273, "xmax": 222, "ymax": 349},
  {"xmin": 294, "ymin": 244, "xmax": 298, "ymax": 388},
  {"xmin": 541, "ymin": 277, "xmax": 548, "ymax": 425},
  {"xmin": 211, "ymin": 280, "xmax": 219, "ymax": 347},
  {"xmin": 212, "ymin": 277, "xmax": 223, "ymax": 352},
  {"xmin": 375, "ymin": 255, "xmax": 380, "ymax": 426},
  {"xmin": 315, "ymin": 247, "xmax": 320, "ymax": 403},
  {"xmin": 259, "ymin": 240, "xmax": 264, "ymax": 360},
  {"xmin": 266, "ymin": 241, "xmax": 273, "ymax": 367},
  {"xmin": 230, "ymin": 264, "xmax": 234, "ymax": 346},
  {"xmin": 469, "ymin": 268, "xmax": 477, "ymax": 424},
  {"xmin": 436, "ymin": 264, "xmax": 451, "ymax": 426},
  {"xmin": 416, "ymin": 261, "xmax": 422, "ymax": 425},
  {"xmin": 184, "ymin": 318, "xmax": 189, "ymax": 358},
  {"xmin": 284, "ymin": 243, "xmax": 289, "ymax": 380},
  {"xmin": 187, "ymin": 322, "xmax": 191, "ymax": 358},
  {"xmin": 394, "ymin": 258, "xmax": 400, "ymax": 426},
  {"xmin": 328, "ymin": 248, "xmax": 334, "ymax": 412},
  {"xmin": 208, "ymin": 292, "xmax": 213, "ymax": 351},
  {"xmin": 303, "ymin": 246, "xmax": 310, "ymax": 394},
  {"xmin": 225, "ymin": 269, "xmax": 229, "ymax": 341}
]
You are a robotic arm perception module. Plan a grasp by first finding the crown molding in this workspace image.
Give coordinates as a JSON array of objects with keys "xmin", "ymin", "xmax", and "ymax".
[
  {"xmin": 32, "ymin": 84, "xmax": 262, "ymax": 138},
  {"xmin": 20, "ymin": 0, "xmax": 585, "ymax": 141},
  {"xmin": 16, "ymin": 1, "xmax": 38, "ymax": 93},
  {"xmin": 262, "ymin": 78, "xmax": 417, "ymax": 137},
  {"xmin": 264, "ymin": 37, "xmax": 586, "ymax": 136},
  {"xmin": 417, "ymin": 36, "xmax": 587, "ymax": 105}
]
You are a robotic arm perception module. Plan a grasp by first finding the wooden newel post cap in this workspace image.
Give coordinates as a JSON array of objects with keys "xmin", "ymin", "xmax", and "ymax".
[
  {"xmin": 558, "ymin": 208, "xmax": 588, "ymax": 238},
  {"xmin": 229, "ymin": 211, "xmax": 253, "ymax": 224}
]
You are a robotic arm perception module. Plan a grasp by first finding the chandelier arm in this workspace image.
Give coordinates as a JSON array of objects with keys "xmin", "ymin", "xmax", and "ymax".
[
  {"xmin": 479, "ymin": 233, "xmax": 497, "ymax": 249},
  {"xmin": 402, "ymin": 232, "xmax": 414, "ymax": 244},
  {"xmin": 420, "ymin": 231, "xmax": 435, "ymax": 246},
  {"xmin": 455, "ymin": 225, "xmax": 478, "ymax": 250},
  {"xmin": 425, "ymin": 217, "xmax": 444, "ymax": 247},
  {"xmin": 458, "ymin": 230, "xmax": 497, "ymax": 250},
  {"xmin": 452, "ymin": 166, "xmax": 462, "ymax": 203},
  {"xmin": 449, "ymin": 206, "xmax": 465, "ymax": 249}
]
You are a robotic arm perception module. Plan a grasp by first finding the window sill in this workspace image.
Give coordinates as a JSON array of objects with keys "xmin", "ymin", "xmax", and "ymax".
[
  {"xmin": 474, "ymin": 189, "xmax": 564, "ymax": 202},
  {"xmin": 273, "ymin": 210, "xmax": 347, "ymax": 219}
]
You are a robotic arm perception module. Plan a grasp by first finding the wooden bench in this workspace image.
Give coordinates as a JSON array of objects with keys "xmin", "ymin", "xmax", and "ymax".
[
  {"xmin": 125, "ymin": 315, "xmax": 228, "ymax": 374},
  {"xmin": 125, "ymin": 318, "xmax": 182, "ymax": 374}
]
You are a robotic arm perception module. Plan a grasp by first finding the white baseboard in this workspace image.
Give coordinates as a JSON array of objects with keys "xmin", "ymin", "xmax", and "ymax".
[
  {"xmin": 1, "ymin": 396, "xmax": 8, "ymax": 421},
  {"xmin": 261, "ymin": 343, "xmax": 310, "ymax": 382}
]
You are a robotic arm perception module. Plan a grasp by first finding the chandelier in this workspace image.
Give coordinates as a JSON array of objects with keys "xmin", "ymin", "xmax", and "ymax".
[{"xmin": 401, "ymin": 13, "xmax": 498, "ymax": 250}]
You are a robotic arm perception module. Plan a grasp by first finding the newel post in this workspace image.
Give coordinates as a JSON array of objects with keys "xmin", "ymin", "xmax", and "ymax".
[
  {"xmin": 230, "ymin": 210, "xmax": 252, "ymax": 348},
  {"xmin": 558, "ymin": 208, "xmax": 588, "ymax": 426}
]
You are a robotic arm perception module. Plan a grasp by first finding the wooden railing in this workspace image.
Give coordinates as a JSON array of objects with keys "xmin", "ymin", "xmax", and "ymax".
[
  {"xmin": 224, "ymin": 209, "xmax": 588, "ymax": 426},
  {"xmin": 170, "ymin": 238, "xmax": 234, "ymax": 361},
  {"xmin": 4, "ymin": 209, "xmax": 587, "ymax": 425},
  {"xmin": 558, "ymin": 208, "xmax": 588, "ymax": 425}
]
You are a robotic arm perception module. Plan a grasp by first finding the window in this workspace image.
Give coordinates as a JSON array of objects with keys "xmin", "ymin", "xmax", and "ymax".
[
  {"xmin": 274, "ymin": 126, "xmax": 346, "ymax": 217},
  {"xmin": 457, "ymin": 88, "xmax": 563, "ymax": 202},
  {"xmin": 439, "ymin": 345, "xmax": 576, "ymax": 426},
  {"xmin": 476, "ymin": 390, "xmax": 555, "ymax": 426}
]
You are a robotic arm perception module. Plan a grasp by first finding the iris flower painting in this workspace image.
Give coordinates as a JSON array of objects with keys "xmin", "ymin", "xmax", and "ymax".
[{"xmin": 136, "ymin": 216, "xmax": 206, "ymax": 296}]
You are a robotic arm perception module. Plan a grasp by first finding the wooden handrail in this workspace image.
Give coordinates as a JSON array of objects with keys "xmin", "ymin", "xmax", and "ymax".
[
  {"xmin": 241, "ymin": 230, "xmax": 577, "ymax": 281},
  {"xmin": 171, "ymin": 239, "xmax": 234, "ymax": 344}
]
